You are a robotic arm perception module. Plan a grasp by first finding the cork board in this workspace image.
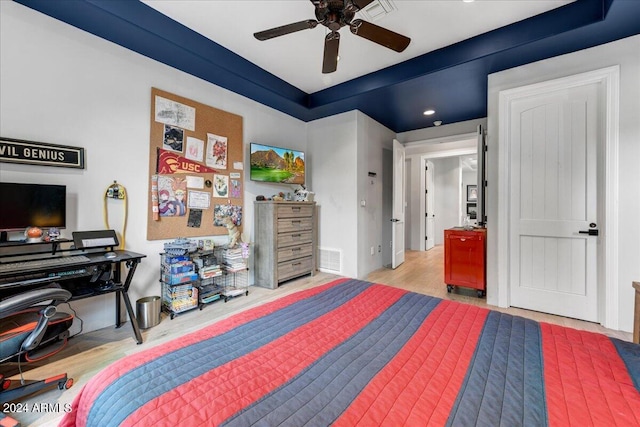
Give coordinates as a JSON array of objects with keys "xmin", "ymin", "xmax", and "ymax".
[{"xmin": 147, "ymin": 88, "xmax": 244, "ymax": 240}]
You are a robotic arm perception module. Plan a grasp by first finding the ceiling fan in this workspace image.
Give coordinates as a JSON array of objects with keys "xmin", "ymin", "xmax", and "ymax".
[{"xmin": 254, "ymin": 0, "xmax": 411, "ymax": 74}]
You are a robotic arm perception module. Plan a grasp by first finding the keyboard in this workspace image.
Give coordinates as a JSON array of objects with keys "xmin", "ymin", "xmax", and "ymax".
[{"xmin": 0, "ymin": 255, "xmax": 91, "ymax": 273}]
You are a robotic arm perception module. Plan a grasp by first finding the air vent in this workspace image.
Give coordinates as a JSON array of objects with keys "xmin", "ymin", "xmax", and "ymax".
[
  {"xmin": 318, "ymin": 247, "xmax": 342, "ymax": 274},
  {"xmin": 360, "ymin": 0, "xmax": 397, "ymax": 21}
]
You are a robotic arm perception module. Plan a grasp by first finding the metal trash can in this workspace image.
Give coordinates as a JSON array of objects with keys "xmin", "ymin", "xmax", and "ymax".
[{"xmin": 136, "ymin": 296, "xmax": 161, "ymax": 329}]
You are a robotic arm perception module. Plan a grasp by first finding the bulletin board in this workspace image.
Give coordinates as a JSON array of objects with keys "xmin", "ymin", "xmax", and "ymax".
[{"xmin": 147, "ymin": 87, "xmax": 244, "ymax": 241}]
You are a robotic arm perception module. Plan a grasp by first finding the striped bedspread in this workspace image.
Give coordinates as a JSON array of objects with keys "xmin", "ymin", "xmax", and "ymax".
[{"xmin": 60, "ymin": 278, "xmax": 640, "ymax": 426}]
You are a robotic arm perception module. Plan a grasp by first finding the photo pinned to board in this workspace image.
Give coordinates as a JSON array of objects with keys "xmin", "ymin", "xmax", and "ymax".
[
  {"xmin": 230, "ymin": 179, "xmax": 242, "ymax": 198},
  {"xmin": 154, "ymin": 95, "xmax": 195, "ymax": 131},
  {"xmin": 187, "ymin": 209, "xmax": 202, "ymax": 228},
  {"xmin": 163, "ymin": 124, "xmax": 184, "ymax": 152},
  {"xmin": 213, "ymin": 174, "xmax": 229, "ymax": 198},
  {"xmin": 185, "ymin": 136, "xmax": 204, "ymax": 162},
  {"xmin": 214, "ymin": 204, "xmax": 242, "ymax": 227},
  {"xmin": 157, "ymin": 175, "xmax": 187, "ymax": 217},
  {"xmin": 207, "ymin": 133, "xmax": 228, "ymax": 169}
]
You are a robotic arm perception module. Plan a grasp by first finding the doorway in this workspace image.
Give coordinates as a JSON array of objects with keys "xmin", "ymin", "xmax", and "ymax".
[{"xmin": 411, "ymin": 140, "xmax": 478, "ymax": 251}]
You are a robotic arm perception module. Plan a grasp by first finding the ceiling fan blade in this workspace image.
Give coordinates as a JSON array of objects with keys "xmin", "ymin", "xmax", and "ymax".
[
  {"xmin": 350, "ymin": 19, "xmax": 410, "ymax": 52},
  {"xmin": 322, "ymin": 31, "xmax": 340, "ymax": 74},
  {"xmin": 254, "ymin": 20, "xmax": 318, "ymax": 41}
]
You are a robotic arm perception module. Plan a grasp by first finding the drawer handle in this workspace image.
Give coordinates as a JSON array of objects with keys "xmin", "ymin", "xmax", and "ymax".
[
  {"xmin": 292, "ymin": 207, "xmax": 301, "ymax": 211},
  {"xmin": 292, "ymin": 248, "xmax": 301, "ymax": 251},
  {"xmin": 460, "ymin": 238, "xmax": 466, "ymax": 242},
  {"xmin": 292, "ymin": 262, "xmax": 302, "ymax": 266},
  {"xmin": 292, "ymin": 234, "xmax": 301, "ymax": 238},
  {"xmin": 292, "ymin": 220, "xmax": 301, "ymax": 224}
]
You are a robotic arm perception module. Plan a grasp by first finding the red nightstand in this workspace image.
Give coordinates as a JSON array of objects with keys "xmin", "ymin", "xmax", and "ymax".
[{"xmin": 444, "ymin": 228, "xmax": 486, "ymax": 297}]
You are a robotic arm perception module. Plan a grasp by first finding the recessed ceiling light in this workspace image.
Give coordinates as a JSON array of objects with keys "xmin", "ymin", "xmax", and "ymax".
[
  {"xmin": 463, "ymin": 0, "xmax": 475, "ymax": 3},
  {"xmin": 423, "ymin": 109, "xmax": 435, "ymax": 116}
]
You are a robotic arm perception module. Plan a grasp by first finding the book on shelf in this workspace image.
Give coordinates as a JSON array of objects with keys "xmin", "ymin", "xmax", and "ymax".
[
  {"xmin": 162, "ymin": 261, "xmax": 195, "ymax": 274},
  {"xmin": 162, "ymin": 271, "xmax": 198, "ymax": 285},
  {"xmin": 161, "ymin": 254, "xmax": 190, "ymax": 263},
  {"xmin": 199, "ymin": 264, "xmax": 222, "ymax": 279}
]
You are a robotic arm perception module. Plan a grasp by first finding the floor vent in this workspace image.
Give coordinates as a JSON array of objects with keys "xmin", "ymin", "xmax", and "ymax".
[{"xmin": 318, "ymin": 247, "xmax": 342, "ymax": 274}]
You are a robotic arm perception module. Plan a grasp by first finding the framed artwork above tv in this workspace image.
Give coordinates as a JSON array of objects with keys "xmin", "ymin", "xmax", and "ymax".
[{"xmin": 250, "ymin": 143, "xmax": 305, "ymax": 185}]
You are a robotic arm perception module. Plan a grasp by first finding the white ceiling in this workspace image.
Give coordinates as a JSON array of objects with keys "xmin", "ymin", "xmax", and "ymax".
[{"xmin": 142, "ymin": 0, "xmax": 574, "ymax": 94}]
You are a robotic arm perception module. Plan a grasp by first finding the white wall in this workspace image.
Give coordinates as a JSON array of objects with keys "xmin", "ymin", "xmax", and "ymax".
[
  {"xmin": 307, "ymin": 111, "xmax": 394, "ymax": 279},
  {"xmin": 307, "ymin": 112, "xmax": 358, "ymax": 278},
  {"xmin": 397, "ymin": 118, "xmax": 486, "ymax": 145},
  {"xmin": 487, "ymin": 34, "xmax": 640, "ymax": 332},
  {"xmin": 432, "ymin": 157, "xmax": 461, "ymax": 245},
  {"xmin": 0, "ymin": 2, "xmax": 307, "ymax": 334},
  {"xmin": 356, "ymin": 112, "xmax": 395, "ymax": 277}
]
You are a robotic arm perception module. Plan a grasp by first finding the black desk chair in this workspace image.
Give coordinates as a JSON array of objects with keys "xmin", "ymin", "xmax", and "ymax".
[{"xmin": 0, "ymin": 288, "xmax": 74, "ymax": 403}]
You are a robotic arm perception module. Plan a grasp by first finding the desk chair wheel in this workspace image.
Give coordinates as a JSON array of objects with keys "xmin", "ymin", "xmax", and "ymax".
[
  {"xmin": 1, "ymin": 375, "xmax": 10, "ymax": 391},
  {"xmin": 58, "ymin": 377, "xmax": 73, "ymax": 390}
]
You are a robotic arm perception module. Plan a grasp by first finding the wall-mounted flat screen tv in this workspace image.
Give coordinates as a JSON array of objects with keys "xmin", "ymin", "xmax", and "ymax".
[
  {"xmin": 250, "ymin": 143, "xmax": 305, "ymax": 185},
  {"xmin": 0, "ymin": 182, "xmax": 66, "ymax": 230}
]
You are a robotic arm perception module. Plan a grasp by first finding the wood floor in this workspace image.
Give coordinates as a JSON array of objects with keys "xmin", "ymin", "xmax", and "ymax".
[{"xmin": 3, "ymin": 245, "xmax": 631, "ymax": 426}]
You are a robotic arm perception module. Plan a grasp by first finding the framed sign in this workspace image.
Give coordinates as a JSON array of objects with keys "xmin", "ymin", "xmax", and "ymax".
[{"xmin": 0, "ymin": 137, "xmax": 85, "ymax": 169}]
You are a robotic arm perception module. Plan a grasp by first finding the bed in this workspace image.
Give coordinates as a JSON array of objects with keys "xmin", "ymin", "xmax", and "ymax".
[{"xmin": 60, "ymin": 278, "xmax": 640, "ymax": 426}]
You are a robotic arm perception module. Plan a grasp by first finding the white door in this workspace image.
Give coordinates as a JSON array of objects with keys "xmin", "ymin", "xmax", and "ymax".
[
  {"xmin": 476, "ymin": 125, "xmax": 486, "ymax": 226},
  {"xmin": 509, "ymin": 82, "xmax": 600, "ymax": 322},
  {"xmin": 425, "ymin": 160, "xmax": 435, "ymax": 251},
  {"xmin": 391, "ymin": 139, "xmax": 405, "ymax": 269}
]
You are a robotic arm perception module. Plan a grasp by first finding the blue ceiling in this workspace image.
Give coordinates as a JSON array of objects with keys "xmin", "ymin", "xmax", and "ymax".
[{"xmin": 14, "ymin": 0, "xmax": 640, "ymax": 133}]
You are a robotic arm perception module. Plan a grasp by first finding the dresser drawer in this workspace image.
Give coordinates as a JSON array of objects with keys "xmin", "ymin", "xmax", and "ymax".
[
  {"xmin": 277, "ymin": 218, "xmax": 313, "ymax": 233},
  {"xmin": 277, "ymin": 231, "xmax": 313, "ymax": 248},
  {"xmin": 445, "ymin": 231, "xmax": 484, "ymax": 242},
  {"xmin": 277, "ymin": 257, "xmax": 313, "ymax": 282},
  {"xmin": 277, "ymin": 243, "xmax": 313, "ymax": 263},
  {"xmin": 277, "ymin": 205, "xmax": 313, "ymax": 218}
]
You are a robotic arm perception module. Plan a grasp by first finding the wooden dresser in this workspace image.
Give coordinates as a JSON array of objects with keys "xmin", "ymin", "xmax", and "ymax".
[{"xmin": 254, "ymin": 201, "xmax": 317, "ymax": 289}]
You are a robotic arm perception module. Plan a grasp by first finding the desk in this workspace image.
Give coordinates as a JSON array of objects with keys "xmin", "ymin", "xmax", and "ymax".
[
  {"xmin": 0, "ymin": 243, "xmax": 146, "ymax": 344},
  {"xmin": 633, "ymin": 281, "xmax": 640, "ymax": 344}
]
